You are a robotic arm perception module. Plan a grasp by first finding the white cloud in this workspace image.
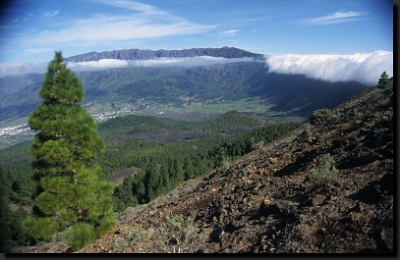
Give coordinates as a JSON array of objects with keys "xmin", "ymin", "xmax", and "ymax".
[
  {"xmin": 303, "ymin": 11, "xmax": 368, "ymax": 25},
  {"xmin": 265, "ymin": 51, "xmax": 393, "ymax": 86},
  {"xmin": 67, "ymin": 56, "xmax": 257, "ymax": 71},
  {"xmin": 0, "ymin": 62, "xmax": 47, "ymax": 78},
  {"xmin": 43, "ymin": 10, "xmax": 60, "ymax": 18},
  {"xmin": 23, "ymin": 14, "xmax": 214, "ymax": 47},
  {"xmin": 0, "ymin": 57, "xmax": 258, "ymax": 77},
  {"xmin": 91, "ymin": 0, "xmax": 170, "ymax": 16},
  {"xmin": 219, "ymin": 29, "xmax": 241, "ymax": 38},
  {"xmin": 15, "ymin": 2, "xmax": 215, "ymax": 49}
]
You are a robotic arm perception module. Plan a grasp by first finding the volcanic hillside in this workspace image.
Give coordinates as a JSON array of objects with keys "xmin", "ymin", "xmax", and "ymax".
[{"xmin": 15, "ymin": 82, "xmax": 393, "ymax": 253}]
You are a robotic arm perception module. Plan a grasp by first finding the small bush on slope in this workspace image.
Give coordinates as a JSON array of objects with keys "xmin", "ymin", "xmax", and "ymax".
[
  {"xmin": 308, "ymin": 153, "xmax": 338, "ymax": 189},
  {"xmin": 310, "ymin": 108, "xmax": 332, "ymax": 125}
]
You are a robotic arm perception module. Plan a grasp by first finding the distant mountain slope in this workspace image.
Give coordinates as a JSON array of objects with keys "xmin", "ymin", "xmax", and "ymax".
[
  {"xmin": 0, "ymin": 82, "xmax": 42, "ymax": 125},
  {"xmin": 0, "ymin": 62, "xmax": 369, "ymax": 126},
  {"xmin": 246, "ymin": 72, "xmax": 369, "ymax": 115},
  {"xmin": 0, "ymin": 74, "xmax": 42, "ymax": 98},
  {"xmin": 65, "ymin": 46, "xmax": 264, "ymax": 62},
  {"xmin": 0, "ymin": 47, "xmax": 370, "ymax": 128}
]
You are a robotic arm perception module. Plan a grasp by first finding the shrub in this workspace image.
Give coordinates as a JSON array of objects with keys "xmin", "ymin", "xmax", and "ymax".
[
  {"xmin": 285, "ymin": 137, "xmax": 293, "ymax": 145},
  {"xmin": 308, "ymin": 154, "xmax": 338, "ymax": 189},
  {"xmin": 112, "ymin": 225, "xmax": 151, "ymax": 253},
  {"xmin": 222, "ymin": 160, "xmax": 231, "ymax": 170},
  {"xmin": 250, "ymin": 138, "xmax": 264, "ymax": 150},
  {"xmin": 63, "ymin": 222, "xmax": 97, "ymax": 251},
  {"xmin": 310, "ymin": 109, "xmax": 332, "ymax": 125},
  {"xmin": 129, "ymin": 226, "xmax": 150, "ymax": 242},
  {"xmin": 303, "ymin": 123, "xmax": 313, "ymax": 141},
  {"xmin": 162, "ymin": 215, "xmax": 201, "ymax": 253}
]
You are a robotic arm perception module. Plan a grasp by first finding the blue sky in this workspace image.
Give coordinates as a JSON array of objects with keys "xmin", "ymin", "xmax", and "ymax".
[{"xmin": 0, "ymin": 0, "xmax": 393, "ymax": 63}]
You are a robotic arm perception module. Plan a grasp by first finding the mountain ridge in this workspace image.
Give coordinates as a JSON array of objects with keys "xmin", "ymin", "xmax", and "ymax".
[{"xmin": 64, "ymin": 46, "xmax": 265, "ymax": 62}]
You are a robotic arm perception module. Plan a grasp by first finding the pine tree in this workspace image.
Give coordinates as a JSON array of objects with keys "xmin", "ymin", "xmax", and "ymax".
[
  {"xmin": 378, "ymin": 71, "xmax": 391, "ymax": 89},
  {"xmin": 183, "ymin": 157, "xmax": 194, "ymax": 180},
  {"xmin": 146, "ymin": 166, "xmax": 160, "ymax": 199},
  {"xmin": 25, "ymin": 52, "xmax": 115, "ymax": 250},
  {"xmin": 172, "ymin": 158, "xmax": 184, "ymax": 184},
  {"xmin": 159, "ymin": 165, "xmax": 170, "ymax": 193}
]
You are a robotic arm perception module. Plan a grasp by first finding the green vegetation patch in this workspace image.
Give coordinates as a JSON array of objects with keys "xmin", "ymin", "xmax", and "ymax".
[
  {"xmin": 308, "ymin": 153, "xmax": 338, "ymax": 189},
  {"xmin": 310, "ymin": 108, "xmax": 332, "ymax": 125}
]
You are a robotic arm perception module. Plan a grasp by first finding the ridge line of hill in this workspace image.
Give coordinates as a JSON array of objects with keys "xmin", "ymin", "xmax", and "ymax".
[{"xmin": 64, "ymin": 46, "xmax": 265, "ymax": 62}]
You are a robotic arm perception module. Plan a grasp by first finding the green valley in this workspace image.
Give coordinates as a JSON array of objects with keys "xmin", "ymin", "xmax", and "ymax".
[{"xmin": 0, "ymin": 111, "xmax": 303, "ymax": 216}]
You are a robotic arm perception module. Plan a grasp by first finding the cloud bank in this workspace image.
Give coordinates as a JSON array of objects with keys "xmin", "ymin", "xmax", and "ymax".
[
  {"xmin": 0, "ymin": 62, "xmax": 48, "ymax": 78},
  {"xmin": 0, "ymin": 56, "xmax": 257, "ymax": 78},
  {"xmin": 1, "ymin": 52, "xmax": 392, "ymax": 86},
  {"xmin": 68, "ymin": 56, "xmax": 257, "ymax": 71},
  {"xmin": 265, "ymin": 51, "xmax": 393, "ymax": 86}
]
